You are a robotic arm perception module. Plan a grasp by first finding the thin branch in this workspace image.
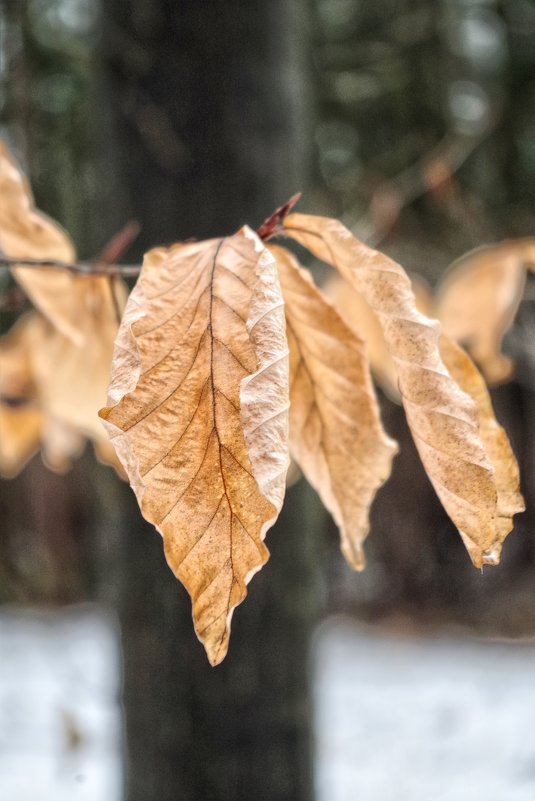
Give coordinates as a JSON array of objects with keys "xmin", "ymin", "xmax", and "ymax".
[
  {"xmin": 94, "ymin": 219, "xmax": 141, "ymax": 265},
  {"xmin": 346, "ymin": 131, "xmax": 494, "ymax": 247},
  {"xmin": 0, "ymin": 257, "xmax": 142, "ymax": 276}
]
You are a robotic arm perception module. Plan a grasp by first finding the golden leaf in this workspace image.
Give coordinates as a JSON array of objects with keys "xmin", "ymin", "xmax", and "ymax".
[
  {"xmin": 270, "ymin": 245, "xmax": 397, "ymax": 569},
  {"xmin": 322, "ymin": 273, "xmax": 399, "ymax": 400},
  {"xmin": 0, "ymin": 140, "xmax": 83, "ymax": 343},
  {"xmin": 0, "ymin": 140, "xmax": 127, "ymax": 472},
  {"xmin": 0, "ymin": 314, "xmax": 42, "ymax": 477},
  {"xmin": 439, "ymin": 335, "xmax": 525, "ymax": 561},
  {"xmin": 100, "ymin": 229, "xmax": 289, "ymax": 664},
  {"xmin": 31, "ymin": 281, "xmax": 126, "ymax": 450},
  {"xmin": 0, "ymin": 301, "xmax": 124, "ymax": 477},
  {"xmin": 323, "ymin": 272, "xmax": 433, "ymax": 402},
  {"xmin": 284, "ymin": 213, "xmax": 520, "ymax": 566},
  {"xmin": 435, "ymin": 240, "xmax": 534, "ymax": 383}
]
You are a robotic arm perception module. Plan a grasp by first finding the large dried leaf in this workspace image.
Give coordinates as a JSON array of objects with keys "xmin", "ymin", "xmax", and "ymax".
[
  {"xmin": 322, "ymin": 273, "xmax": 399, "ymax": 400},
  {"xmin": 0, "ymin": 288, "xmax": 124, "ymax": 476},
  {"xmin": 270, "ymin": 245, "xmax": 397, "ymax": 569},
  {"xmin": 33, "ymin": 280, "xmax": 126, "ymax": 445},
  {"xmin": 323, "ymin": 272, "xmax": 433, "ymax": 402},
  {"xmin": 0, "ymin": 139, "xmax": 125, "ymax": 353},
  {"xmin": 0, "ymin": 140, "xmax": 82, "ymax": 342},
  {"xmin": 439, "ymin": 335, "xmax": 524, "ymax": 560},
  {"xmin": 0, "ymin": 313, "xmax": 86, "ymax": 475},
  {"xmin": 100, "ymin": 228, "xmax": 289, "ymax": 664},
  {"xmin": 284, "ymin": 213, "xmax": 519, "ymax": 566},
  {"xmin": 435, "ymin": 241, "xmax": 533, "ymax": 383},
  {"xmin": 0, "ymin": 140, "xmax": 127, "ymax": 471},
  {"xmin": 0, "ymin": 314, "xmax": 42, "ymax": 476}
]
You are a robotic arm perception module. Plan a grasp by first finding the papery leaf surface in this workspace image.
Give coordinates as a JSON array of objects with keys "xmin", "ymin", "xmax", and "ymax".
[
  {"xmin": 284, "ymin": 213, "xmax": 520, "ymax": 566},
  {"xmin": 0, "ymin": 140, "xmax": 83, "ymax": 342},
  {"xmin": 100, "ymin": 228, "xmax": 289, "ymax": 664},
  {"xmin": 0, "ymin": 314, "xmax": 43, "ymax": 476},
  {"xmin": 436, "ymin": 241, "xmax": 532, "ymax": 383},
  {"xmin": 0, "ymin": 306, "xmax": 124, "ymax": 476},
  {"xmin": 323, "ymin": 272, "xmax": 433, "ymax": 402},
  {"xmin": 439, "ymin": 335, "xmax": 525, "ymax": 561},
  {"xmin": 271, "ymin": 244, "xmax": 397, "ymax": 569}
]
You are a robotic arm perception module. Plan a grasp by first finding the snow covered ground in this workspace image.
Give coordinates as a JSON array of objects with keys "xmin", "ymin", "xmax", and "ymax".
[
  {"xmin": 2, "ymin": 608, "xmax": 535, "ymax": 801},
  {"xmin": 0, "ymin": 607, "xmax": 122, "ymax": 801},
  {"xmin": 313, "ymin": 617, "xmax": 535, "ymax": 801}
]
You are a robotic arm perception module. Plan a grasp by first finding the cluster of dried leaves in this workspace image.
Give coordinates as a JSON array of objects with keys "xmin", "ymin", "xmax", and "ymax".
[
  {"xmin": 0, "ymin": 141, "xmax": 127, "ymax": 477},
  {"xmin": 0, "ymin": 142, "xmax": 529, "ymax": 665}
]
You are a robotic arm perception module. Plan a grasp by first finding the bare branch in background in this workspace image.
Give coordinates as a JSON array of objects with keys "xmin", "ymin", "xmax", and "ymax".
[{"xmin": 0, "ymin": 257, "xmax": 142, "ymax": 277}]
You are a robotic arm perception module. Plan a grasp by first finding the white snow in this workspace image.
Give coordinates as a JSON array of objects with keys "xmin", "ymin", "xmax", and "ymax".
[
  {"xmin": 3, "ymin": 607, "xmax": 535, "ymax": 801},
  {"xmin": 313, "ymin": 617, "xmax": 535, "ymax": 801},
  {"xmin": 0, "ymin": 606, "xmax": 122, "ymax": 801}
]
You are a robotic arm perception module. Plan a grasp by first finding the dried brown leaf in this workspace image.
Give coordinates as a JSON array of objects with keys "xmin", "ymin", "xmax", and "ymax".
[
  {"xmin": 0, "ymin": 314, "xmax": 42, "ymax": 476},
  {"xmin": 439, "ymin": 335, "xmax": 525, "ymax": 559},
  {"xmin": 435, "ymin": 241, "xmax": 533, "ymax": 383},
  {"xmin": 323, "ymin": 272, "xmax": 433, "ymax": 402},
  {"xmin": 322, "ymin": 273, "xmax": 399, "ymax": 401},
  {"xmin": 271, "ymin": 245, "xmax": 397, "ymax": 569},
  {"xmin": 0, "ymin": 292, "xmax": 124, "ymax": 477},
  {"xmin": 284, "ymin": 213, "xmax": 520, "ymax": 566},
  {"xmin": 0, "ymin": 402, "xmax": 42, "ymax": 477},
  {"xmin": 0, "ymin": 140, "xmax": 83, "ymax": 342},
  {"xmin": 0, "ymin": 139, "xmax": 126, "ymax": 357},
  {"xmin": 100, "ymin": 229, "xmax": 289, "ymax": 664},
  {"xmin": 31, "ymin": 281, "xmax": 127, "ymax": 450},
  {"xmin": 0, "ymin": 313, "xmax": 87, "ymax": 475}
]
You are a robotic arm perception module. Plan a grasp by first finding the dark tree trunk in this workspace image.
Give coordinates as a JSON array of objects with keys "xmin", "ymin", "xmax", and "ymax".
[{"xmin": 98, "ymin": 3, "xmax": 321, "ymax": 800}]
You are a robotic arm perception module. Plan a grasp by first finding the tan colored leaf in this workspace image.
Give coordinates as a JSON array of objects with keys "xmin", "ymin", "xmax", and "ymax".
[
  {"xmin": 0, "ymin": 404, "xmax": 42, "ymax": 477},
  {"xmin": 270, "ymin": 245, "xmax": 397, "ymax": 569},
  {"xmin": 0, "ymin": 313, "xmax": 86, "ymax": 476},
  {"xmin": 100, "ymin": 229, "xmax": 289, "ymax": 664},
  {"xmin": 0, "ymin": 287, "xmax": 124, "ymax": 477},
  {"xmin": 0, "ymin": 139, "xmax": 126, "ymax": 358},
  {"xmin": 31, "ymin": 281, "xmax": 126, "ymax": 450},
  {"xmin": 439, "ymin": 335, "xmax": 524, "ymax": 560},
  {"xmin": 323, "ymin": 271, "xmax": 433, "ymax": 402},
  {"xmin": 0, "ymin": 314, "xmax": 42, "ymax": 476},
  {"xmin": 322, "ymin": 273, "xmax": 399, "ymax": 400},
  {"xmin": 435, "ymin": 240, "xmax": 533, "ymax": 383},
  {"xmin": 284, "ymin": 213, "xmax": 519, "ymax": 566},
  {"xmin": 0, "ymin": 140, "xmax": 84, "ymax": 343}
]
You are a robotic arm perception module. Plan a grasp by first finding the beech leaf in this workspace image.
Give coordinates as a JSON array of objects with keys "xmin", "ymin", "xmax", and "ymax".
[
  {"xmin": 0, "ymin": 314, "xmax": 42, "ymax": 476},
  {"xmin": 0, "ymin": 140, "xmax": 84, "ymax": 343},
  {"xmin": 31, "ymin": 280, "xmax": 126, "ymax": 458},
  {"xmin": 323, "ymin": 271, "xmax": 433, "ymax": 402},
  {"xmin": 0, "ymin": 313, "xmax": 86, "ymax": 475},
  {"xmin": 439, "ymin": 335, "xmax": 525, "ymax": 560},
  {"xmin": 270, "ymin": 244, "xmax": 397, "ymax": 569},
  {"xmin": 100, "ymin": 229, "xmax": 289, "ymax": 665},
  {"xmin": 284, "ymin": 213, "xmax": 521, "ymax": 566},
  {"xmin": 435, "ymin": 241, "xmax": 533, "ymax": 383},
  {"xmin": 322, "ymin": 272, "xmax": 399, "ymax": 401},
  {"xmin": 0, "ymin": 307, "xmax": 124, "ymax": 476}
]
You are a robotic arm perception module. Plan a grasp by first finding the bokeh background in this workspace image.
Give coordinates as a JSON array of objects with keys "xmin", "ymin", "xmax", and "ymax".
[{"xmin": 1, "ymin": 1, "xmax": 535, "ymax": 800}]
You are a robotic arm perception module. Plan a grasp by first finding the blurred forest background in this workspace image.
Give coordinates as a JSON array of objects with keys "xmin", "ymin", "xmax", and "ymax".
[{"xmin": 0, "ymin": 1, "xmax": 534, "ymax": 800}]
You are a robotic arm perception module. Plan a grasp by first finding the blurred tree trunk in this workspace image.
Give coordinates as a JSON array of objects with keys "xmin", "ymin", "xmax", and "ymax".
[{"xmin": 98, "ymin": 3, "xmax": 320, "ymax": 801}]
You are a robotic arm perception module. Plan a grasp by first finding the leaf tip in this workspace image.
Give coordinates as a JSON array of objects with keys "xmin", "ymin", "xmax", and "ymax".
[
  {"xmin": 342, "ymin": 540, "xmax": 367, "ymax": 572},
  {"xmin": 481, "ymin": 542, "xmax": 502, "ymax": 567}
]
